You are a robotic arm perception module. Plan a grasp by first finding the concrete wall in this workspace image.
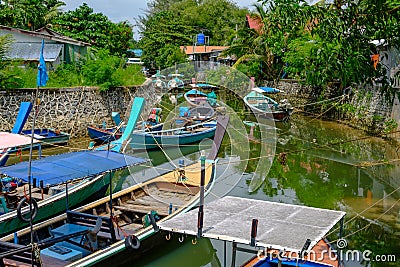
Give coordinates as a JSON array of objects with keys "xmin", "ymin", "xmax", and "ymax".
[{"xmin": 0, "ymin": 79, "xmax": 157, "ymax": 137}]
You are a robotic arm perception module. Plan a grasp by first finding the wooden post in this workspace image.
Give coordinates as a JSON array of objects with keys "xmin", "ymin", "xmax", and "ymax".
[
  {"xmin": 231, "ymin": 242, "xmax": 237, "ymax": 267},
  {"xmin": 250, "ymin": 219, "xmax": 258, "ymax": 246},
  {"xmin": 197, "ymin": 151, "xmax": 206, "ymax": 238},
  {"xmin": 338, "ymin": 217, "xmax": 344, "ymax": 267},
  {"xmin": 109, "ymin": 171, "xmax": 113, "ymax": 218}
]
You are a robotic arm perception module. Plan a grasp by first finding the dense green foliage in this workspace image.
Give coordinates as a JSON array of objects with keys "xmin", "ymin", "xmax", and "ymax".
[
  {"xmin": 0, "ymin": 0, "xmax": 64, "ymax": 30},
  {"xmin": 138, "ymin": 0, "xmax": 248, "ymax": 69},
  {"xmin": 1, "ymin": 51, "xmax": 145, "ymax": 90},
  {"xmin": 0, "ymin": 1, "xmax": 133, "ymax": 56},
  {"xmin": 0, "ymin": 34, "xmax": 23, "ymax": 89},
  {"xmin": 227, "ymin": 0, "xmax": 400, "ymax": 92},
  {"xmin": 51, "ymin": 4, "xmax": 133, "ymax": 55},
  {"xmin": 0, "ymin": 1, "xmax": 141, "ymax": 89}
]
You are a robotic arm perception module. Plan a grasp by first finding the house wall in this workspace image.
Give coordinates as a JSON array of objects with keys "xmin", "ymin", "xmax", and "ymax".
[
  {"xmin": 0, "ymin": 79, "xmax": 156, "ymax": 138},
  {"xmin": 64, "ymin": 44, "xmax": 88, "ymax": 64},
  {"xmin": 377, "ymin": 46, "xmax": 400, "ymax": 86}
]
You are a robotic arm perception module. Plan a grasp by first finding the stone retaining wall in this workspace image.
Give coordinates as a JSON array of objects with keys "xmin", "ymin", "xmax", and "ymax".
[
  {"xmin": 264, "ymin": 79, "xmax": 398, "ymax": 135},
  {"xmin": 1, "ymin": 78, "xmax": 398, "ymax": 138},
  {"xmin": 0, "ymin": 78, "xmax": 157, "ymax": 137}
]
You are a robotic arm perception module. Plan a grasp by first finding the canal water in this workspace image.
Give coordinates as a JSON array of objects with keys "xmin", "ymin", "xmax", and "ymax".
[
  {"xmin": 121, "ymin": 114, "xmax": 400, "ymax": 267},
  {"xmin": 9, "ymin": 113, "xmax": 398, "ymax": 266}
]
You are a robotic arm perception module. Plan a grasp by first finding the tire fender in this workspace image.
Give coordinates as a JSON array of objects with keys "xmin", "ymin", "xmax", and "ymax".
[
  {"xmin": 17, "ymin": 197, "xmax": 38, "ymax": 222},
  {"xmin": 125, "ymin": 235, "xmax": 140, "ymax": 250}
]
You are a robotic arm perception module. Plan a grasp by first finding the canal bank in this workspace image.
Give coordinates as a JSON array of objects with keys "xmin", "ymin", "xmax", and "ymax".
[
  {"xmin": 1, "ymin": 78, "xmax": 399, "ymax": 139},
  {"xmin": 0, "ymin": 76, "xmax": 400, "ymax": 140},
  {"xmin": 266, "ymin": 79, "xmax": 400, "ymax": 139},
  {"xmin": 0, "ymin": 79, "xmax": 157, "ymax": 137}
]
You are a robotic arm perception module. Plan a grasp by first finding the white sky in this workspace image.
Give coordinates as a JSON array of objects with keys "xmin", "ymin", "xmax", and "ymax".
[{"xmin": 62, "ymin": 0, "xmax": 257, "ymax": 25}]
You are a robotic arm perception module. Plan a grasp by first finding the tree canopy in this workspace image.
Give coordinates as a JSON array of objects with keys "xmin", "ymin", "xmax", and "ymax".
[
  {"xmin": 137, "ymin": 0, "xmax": 248, "ymax": 69},
  {"xmin": 0, "ymin": 1, "xmax": 134, "ymax": 56},
  {"xmin": 227, "ymin": 0, "xmax": 400, "ymax": 91},
  {"xmin": 51, "ymin": 4, "xmax": 133, "ymax": 55},
  {"xmin": 0, "ymin": 0, "xmax": 65, "ymax": 30}
]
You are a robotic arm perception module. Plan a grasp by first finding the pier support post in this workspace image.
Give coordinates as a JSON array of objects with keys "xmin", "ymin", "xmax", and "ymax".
[
  {"xmin": 250, "ymin": 219, "xmax": 258, "ymax": 246},
  {"xmin": 224, "ymin": 240, "xmax": 227, "ymax": 267},
  {"xmin": 197, "ymin": 151, "xmax": 206, "ymax": 238},
  {"xmin": 231, "ymin": 242, "xmax": 237, "ymax": 267}
]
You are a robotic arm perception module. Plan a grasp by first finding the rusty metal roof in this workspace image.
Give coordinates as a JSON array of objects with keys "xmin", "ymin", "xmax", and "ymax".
[
  {"xmin": 159, "ymin": 196, "xmax": 345, "ymax": 253},
  {"xmin": 6, "ymin": 43, "xmax": 62, "ymax": 62}
]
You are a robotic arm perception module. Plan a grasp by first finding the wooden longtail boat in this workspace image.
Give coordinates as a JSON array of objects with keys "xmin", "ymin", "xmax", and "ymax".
[
  {"xmin": 184, "ymin": 89, "xmax": 209, "ymax": 107},
  {"xmin": 244, "ymin": 91, "xmax": 293, "ymax": 122},
  {"xmin": 0, "ymin": 102, "xmax": 32, "ymax": 167},
  {"xmin": 21, "ymin": 128, "xmax": 70, "ymax": 146},
  {"xmin": 0, "ymin": 97, "xmax": 148, "ymax": 236},
  {"xmin": 129, "ymin": 120, "xmax": 217, "ymax": 150},
  {"xmin": 0, "ymin": 150, "xmax": 147, "ymax": 236},
  {"xmin": 0, "ymin": 115, "xmax": 229, "ymax": 267},
  {"xmin": 0, "ymin": 160, "xmax": 216, "ymax": 267},
  {"xmin": 87, "ymin": 109, "xmax": 163, "ymax": 145}
]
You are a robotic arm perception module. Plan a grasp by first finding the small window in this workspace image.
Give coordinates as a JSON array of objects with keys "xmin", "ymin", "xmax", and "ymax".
[{"xmin": 126, "ymin": 58, "xmax": 143, "ymax": 65}]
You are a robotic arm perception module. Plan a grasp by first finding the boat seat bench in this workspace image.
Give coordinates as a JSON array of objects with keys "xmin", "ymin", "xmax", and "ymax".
[{"xmin": 66, "ymin": 210, "xmax": 117, "ymax": 243}]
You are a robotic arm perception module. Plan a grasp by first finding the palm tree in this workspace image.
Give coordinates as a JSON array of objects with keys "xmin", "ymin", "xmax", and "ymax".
[{"xmin": 222, "ymin": 3, "xmax": 276, "ymax": 81}]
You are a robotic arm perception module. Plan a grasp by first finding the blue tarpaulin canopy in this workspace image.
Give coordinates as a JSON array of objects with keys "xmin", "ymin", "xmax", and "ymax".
[{"xmin": 0, "ymin": 150, "xmax": 147, "ymax": 185}]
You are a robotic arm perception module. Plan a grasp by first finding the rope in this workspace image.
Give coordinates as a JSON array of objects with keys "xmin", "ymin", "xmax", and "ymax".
[
  {"xmin": 325, "ymin": 197, "xmax": 400, "ymax": 245},
  {"xmin": 111, "ymin": 215, "xmax": 129, "ymax": 237},
  {"xmin": 293, "ymin": 95, "xmax": 347, "ymax": 109},
  {"xmin": 31, "ymin": 243, "xmax": 42, "ymax": 266},
  {"xmin": 324, "ymin": 184, "xmax": 400, "ymax": 238}
]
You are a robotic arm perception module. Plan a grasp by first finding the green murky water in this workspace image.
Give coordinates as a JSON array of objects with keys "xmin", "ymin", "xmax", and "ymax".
[
  {"xmin": 124, "ymin": 114, "xmax": 400, "ymax": 267},
  {"xmin": 8, "ymin": 113, "xmax": 398, "ymax": 266}
]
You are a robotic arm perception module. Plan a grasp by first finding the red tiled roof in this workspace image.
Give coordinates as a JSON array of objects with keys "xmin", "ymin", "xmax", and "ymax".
[
  {"xmin": 180, "ymin": 45, "xmax": 229, "ymax": 55},
  {"xmin": 246, "ymin": 14, "xmax": 264, "ymax": 34}
]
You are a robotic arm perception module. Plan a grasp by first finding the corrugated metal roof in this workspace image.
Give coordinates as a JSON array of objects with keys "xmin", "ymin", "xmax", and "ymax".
[
  {"xmin": 5, "ymin": 43, "xmax": 62, "ymax": 62},
  {"xmin": 180, "ymin": 45, "xmax": 229, "ymax": 55},
  {"xmin": 159, "ymin": 196, "xmax": 345, "ymax": 253},
  {"xmin": 0, "ymin": 25, "xmax": 90, "ymax": 46}
]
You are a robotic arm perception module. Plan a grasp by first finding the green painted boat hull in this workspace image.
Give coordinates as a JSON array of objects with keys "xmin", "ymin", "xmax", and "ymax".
[{"xmin": 0, "ymin": 174, "xmax": 109, "ymax": 236}]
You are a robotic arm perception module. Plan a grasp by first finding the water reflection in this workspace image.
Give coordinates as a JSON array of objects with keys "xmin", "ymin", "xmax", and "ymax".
[
  {"xmin": 134, "ymin": 114, "xmax": 399, "ymax": 267},
  {"xmin": 13, "ymin": 114, "xmax": 398, "ymax": 266},
  {"xmin": 131, "ymin": 236, "xmax": 220, "ymax": 267},
  {"xmin": 257, "ymin": 115, "xmax": 400, "ymax": 266}
]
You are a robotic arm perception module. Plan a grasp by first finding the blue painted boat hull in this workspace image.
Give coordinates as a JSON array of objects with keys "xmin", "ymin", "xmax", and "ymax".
[
  {"xmin": 87, "ymin": 125, "xmax": 122, "ymax": 143},
  {"xmin": 130, "ymin": 122, "xmax": 217, "ymax": 150},
  {"xmin": 21, "ymin": 128, "xmax": 70, "ymax": 146},
  {"xmin": 88, "ymin": 123, "xmax": 163, "ymax": 144},
  {"xmin": 252, "ymin": 257, "xmax": 332, "ymax": 267}
]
